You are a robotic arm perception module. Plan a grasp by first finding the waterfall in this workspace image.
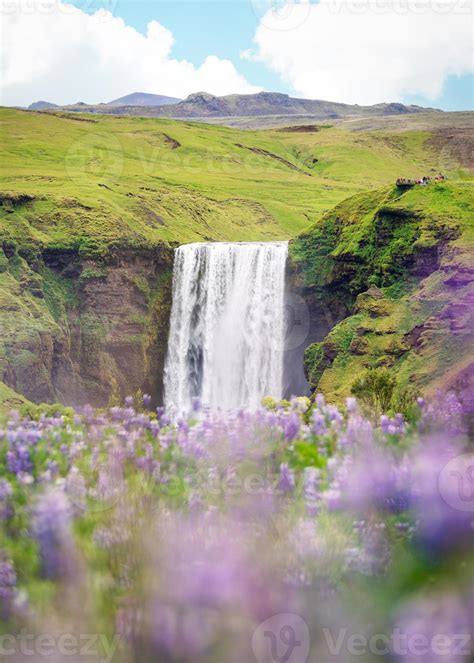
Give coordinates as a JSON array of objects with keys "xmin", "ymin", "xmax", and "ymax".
[{"xmin": 164, "ymin": 241, "xmax": 288, "ymax": 414}]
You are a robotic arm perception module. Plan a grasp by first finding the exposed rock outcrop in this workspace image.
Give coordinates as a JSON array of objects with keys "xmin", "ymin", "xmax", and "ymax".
[{"xmin": 0, "ymin": 245, "xmax": 174, "ymax": 408}]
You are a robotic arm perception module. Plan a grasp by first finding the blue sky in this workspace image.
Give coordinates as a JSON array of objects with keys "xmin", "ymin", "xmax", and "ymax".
[
  {"xmin": 3, "ymin": 0, "xmax": 472, "ymax": 109},
  {"xmin": 74, "ymin": 0, "xmax": 291, "ymax": 92},
  {"xmin": 68, "ymin": 0, "xmax": 472, "ymax": 110}
]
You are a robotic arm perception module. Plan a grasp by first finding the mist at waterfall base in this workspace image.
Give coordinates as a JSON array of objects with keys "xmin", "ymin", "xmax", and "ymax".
[{"xmin": 164, "ymin": 241, "xmax": 308, "ymax": 415}]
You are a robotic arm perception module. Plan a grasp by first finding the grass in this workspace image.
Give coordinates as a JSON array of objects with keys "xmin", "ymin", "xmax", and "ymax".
[
  {"xmin": 0, "ymin": 380, "xmax": 30, "ymax": 417},
  {"xmin": 1, "ymin": 107, "xmax": 469, "ymax": 253}
]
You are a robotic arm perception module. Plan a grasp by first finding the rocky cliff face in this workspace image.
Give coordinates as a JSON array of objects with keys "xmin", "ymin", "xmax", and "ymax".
[
  {"xmin": 288, "ymin": 182, "xmax": 474, "ymax": 411},
  {"xmin": 0, "ymin": 243, "xmax": 174, "ymax": 408}
]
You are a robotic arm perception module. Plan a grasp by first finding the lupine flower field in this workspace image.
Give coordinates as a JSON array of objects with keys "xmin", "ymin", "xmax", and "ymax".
[{"xmin": 0, "ymin": 393, "xmax": 473, "ymax": 662}]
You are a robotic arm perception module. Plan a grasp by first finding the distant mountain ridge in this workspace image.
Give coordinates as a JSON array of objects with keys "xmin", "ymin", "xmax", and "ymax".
[
  {"xmin": 107, "ymin": 92, "xmax": 181, "ymax": 107},
  {"xmin": 160, "ymin": 91, "xmax": 438, "ymax": 119},
  {"xmin": 27, "ymin": 92, "xmax": 181, "ymax": 111},
  {"xmin": 27, "ymin": 90, "xmax": 442, "ymax": 125},
  {"xmin": 28, "ymin": 101, "xmax": 59, "ymax": 110}
]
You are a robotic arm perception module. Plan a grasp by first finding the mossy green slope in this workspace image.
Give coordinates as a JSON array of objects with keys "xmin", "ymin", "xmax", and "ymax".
[
  {"xmin": 290, "ymin": 181, "xmax": 474, "ymax": 403},
  {"xmin": 1, "ymin": 107, "xmax": 467, "ymax": 253}
]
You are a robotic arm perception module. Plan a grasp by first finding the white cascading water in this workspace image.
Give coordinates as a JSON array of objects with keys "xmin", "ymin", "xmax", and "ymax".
[{"xmin": 164, "ymin": 242, "xmax": 288, "ymax": 414}]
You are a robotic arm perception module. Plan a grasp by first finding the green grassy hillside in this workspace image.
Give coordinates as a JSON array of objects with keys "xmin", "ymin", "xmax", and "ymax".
[
  {"xmin": 290, "ymin": 181, "xmax": 474, "ymax": 405},
  {"xmin": 1, "ymin": 107, "xmax": 468, "ymax": 253}
]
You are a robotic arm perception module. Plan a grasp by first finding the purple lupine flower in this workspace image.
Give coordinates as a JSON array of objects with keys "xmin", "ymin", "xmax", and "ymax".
[
  {"xmin": 143, "ymin": 393, "xmax": 152, "ymax": 409},
  {"xmin": 284, "ymin": 412, "xmax": 300, "ymax": 441},
  {"xmin": 419, "ymin": 391, "xmax": 466, "ymax": 436},
  {"xmin": 136, "ymin": 443, "xmax": 157, "ymax": 476},
  {"xmin": 340, "ymin": 446, "xmax": 411, "ymax": 514},
  {"xmin": 304, "ymin": 467, "xmax": 320, "ymax": 516},
  {"xmin": 150, "ymin": 420, "xmax": 161, "ymax": 439},
  {"xmin": 149, "ymin": 602, "xmax": 217, "ymax": 660},
  {"xmin": 92, "ymin": 450, "xmax": 124, "ymax": 504},
  {"xmin": 188, "ymin": 491, "xmax": 204, "ymax": 512},
  {"xmin": 156, "ymin": 406, "xmax": 165, "ymax": 419},
  {"xmin": 311, "ymin": 410, "xmax": 327, "ymax": 436},
  {"xmin": 94, "ymin": 524, "xmax": 129, "ymax": 550},
  {"xmin": 141, "ymin": 513, "xmax": 298, "ymax": 661},
  {"xmin": 315, "ymin": 393, "xmax": 325, "ymax": 409},
  {"xmin": 32, "ymin": 488, "xmax": 76, "ymax": 581},
  {"xmin": 291, "ymin": 518, "xmax": 322, "ymax": 563},
  {"xmin": 346, "ymin": 397, "xmax": 358, "ymax": 413},
  {"xmin": 278, "ymin": 463, "xmax": 295, "ymax": 494},
  {"xmin": 46, "ymin": 460, "xmax": 60, "ymax": 479},
  {"xmin": 381, "ymin": 414, "xmax": 405, "ymax": 435},
  {"xmin": 411, "ymin": 441, "xmax": 474, "ymax": 555},
  {"xmin": 380, "ymin": 415, "xmax": 391, "ymax": 433},
  {"xmin": 7, "ymin": 444, "xmax": 33, "ymax": 475},
  {"xmin": 392, "ymin": 592, "xmax": 471, "ymax": 662},
  {"xmin": 326, "ymin": 404, "xmax": 343, "ymax": 429},
  {"xmin": 125, "ymin": 396, "xmax": 134, "ymax": 408},
  {"xmin": 323, "ymin": 487, "xmax": 343, "ymax": 511},
  {"xmin": 17, "ymin": 471, "xmax": 34, "ymax": 486},
  {"xmin": 0, "ymin": 555, "xmax": 17, "ymax": 621},
  {"xmin": 65, "ymin": 467, "xmax": 87, "ymax": 515},
  {"xmin": 339, "ymin": 414, "xmax": 374, "ymax": 449},
  {"xmin": 0, "ymin": 479, "xmax": 13, "ymax": 520},
  {"xmin": 345, "ymin": 521, "xmax": 391, "ymax": 576},
  {"xmin": 110, "ymin": 406, "xmax": 124, "ymax": 423}
]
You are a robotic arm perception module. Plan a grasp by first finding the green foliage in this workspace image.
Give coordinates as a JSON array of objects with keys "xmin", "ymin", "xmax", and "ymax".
[
  {"xmin": 131, "ymin": 275, "xmax": 151, "ymax": 299},
  {"xmin": 391, "ymin": 385, "xmax": 421, "ymax": 424},
  {"xmin": 79, "ymin": 265, "xmax": 108, "ymax": 281},
  {"xmin": 288, "ymin": 441, "xmax": 327, "ymax": 472},
  {"xmin": 0, "ymin": 248, "xmax": 8, "ymax": 273},
  {"xmin": 351, "ymin": 368, "xmax": 397, "ymax": 420},
  {"xmin": 304, "ymin": 342, "xmax": 326, "ymax": 390},
  {"xmin": 261, "ymin": 396, "xmax": 277, "ymax": 410},
  {"xmin": 350, "ymin": 369, "xmax": 419, "ymax": 422},
  {"xmin": 19, "ymin": 401, "xmax": 75, "ymax": 421}
]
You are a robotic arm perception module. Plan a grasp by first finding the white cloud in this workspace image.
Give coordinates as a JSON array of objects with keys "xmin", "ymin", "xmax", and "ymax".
[
  {"xmin": 0, "ymin": 0, "xmax": 260, "ymax": 106},
  {"xmin": 249, "ymin": 0, "xmax": 473, "ymax": 104}
]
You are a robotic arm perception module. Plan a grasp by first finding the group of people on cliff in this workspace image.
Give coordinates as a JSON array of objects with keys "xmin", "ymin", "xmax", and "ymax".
[{"xmin": 396, "ymin": 174, "xmax": 447, "ymax": 187}]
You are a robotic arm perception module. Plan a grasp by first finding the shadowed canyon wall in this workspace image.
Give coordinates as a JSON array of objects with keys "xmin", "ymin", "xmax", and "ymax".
[{"xmin": 0, "ymin": 243, "xmax": 174, "ymax": 407}]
